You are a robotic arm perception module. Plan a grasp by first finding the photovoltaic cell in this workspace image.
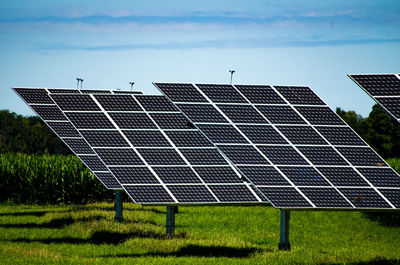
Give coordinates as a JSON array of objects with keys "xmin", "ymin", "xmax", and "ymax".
[
  {"xmin": 176, "ymin": 104, "xmax": 228, "ymax": 123},
  {"xmin": 299, "ymin": 188, "xmax": 352, "ymax": 208},
  {"xmin": 94, "ymin": 95, "xmax": 142, "ymax": 111},
  {"xmin": 339, "ymin": 188, "xmax": 391, "ymax": 208},
  {"xmin": 237, "ymin": 125, "xmax": 287, "ymax": 144},
  {"xmin": 80, "ymin": 90, "xmax": 112, "ymax": 94},
  {"xmin": 350, "ymin": 74, "xmax": 400, "ymax": 96},
  {"xmin": 165, "ymin": 131, "xmax": 213, "ymax": 147},
  {"xmin": 295, "ymin": 106, "xmax": 345, "ymax": 125},
  {"xmin": 237, "ymin": 166, "xmax": 290, "ymax": 186},
  {"xmin": 124, "ymin": 185, "xmax": 175, "ymax": 203},
  {"xmin": 80, "ymin": 130, "xmax": 130, "ymax": 147},
  {"xmin": 373, "ymin": 97, "xmax": 400, "ymax": 117},
  {"xmin": 150, "ymin": 113, "xmax": 194, "ymax": 129},
  {"xmin": 137, "ymin": 148, "xmax": 186, "ymax": 165},
  {"xmin": 13, "ymin": 88, "xmax": 53, "ymax": 104},
  {"xmin": 63, "ymin": 138, "xmax": 95, "ymax": 154},
  {"xmin": 123, "ymin": 131, "xmax": 172, "ymax": 147},
  {"xmin": 65, "ymin": 113, "xmax": 115, "ymax": 129},
  {"xmin": 48, "ymin": 89, "xmax": 80, "ymax": 94},
  {"xmin": 51, "ymin": 94, "xmax": 100, "ymax": 111},
  {"xmin": 46, "ymin": 121, "xmax": 80, "ymax": 137},
  {"xmin": 258, "ymin": 146, "xmax": 308, "ymax": 165},
  {"xmin": 275, "ymin": 86, "xmax": 325, "ymax": 105},
  {"xmin": 78, "ymin": 155, "xmax": 108, "ymax": 171},
  {"xmin": 109, "ymin": 113, "xmax": 157, "ymax": 129},
  {"xmin": 167, "ymin": 185, "xmax": 217, "ymax": 203},
  {"xmin": 378, "ymin": 189, "xmax": 400, "ymax": 208},
  {"xmin": 110, "ymin": 167, "xmax": 160, "ymax": 184},
  {"xmin": 256, "ymin": 105, "xmax": 306, "ymax": 124},
  {"xmin": 152, "ymin": 167, "xmax": 201, "ymax": 184},
  {"xmin": 217, "ymin": 104, "xmax": 267, "ymax": 123},
  {"xmin": 277, "ymin": 125, "xmax": 327, "ymax": 145},
  {"xmin": 297, "ymin": 146, "xmax": 348, "ymax": 166},
  {"xmin": 135, "ymin": 95, "xmax": 177, "ymax": 111},
  {"xmin": 95, "ymin": 148, "xmax": 144, "ymax": 165},
  {"xmin": 209, "ymin": 185, "xmax": 259, "ymax": 202},
  {"xmin": 217, "ymin": 145, "xmax": 269, "ymax": 165},
  {"xmin": 257, "ymin": 187, "xmax": 312, "ymax": 208},
  {"xmin": 154, "ymin": 83, "xmax": 208, "ymax": 102},
  {"xmin": 357, "ymin": 168, "xmax": 400, "ymax": 187},
  {"xmin": 336, "ymin": 147, "xmax": 385, "ymax": 167},
  {"xmin": 278, "ymin": 166, "xmax": 330, "ymax": 186},
  {"xmin": 197, "ymin": 124, "xmax": 248, "ymax": 144},
  {"xmin": 196, "ymin": 84, "xmax": 247, "ymax": 103},
  {"xmin": 317, "ymin": 167, "xmax": 369, "ymax": 187},
  {"xmin": 31, "ymin": 105, "xmax": 67, "ymax": 121},
  {"xmin": 94, "ymin": 172, "xmax": 121, "ymax": 189},
  {"xmin": 235, "ymin": 85, "xmax": 285, "ymax": 104},
  {"xmin": 315, "ymin": 126, "xmax": 367, "ymax": 146},
  {"xmin": 180, "ymin": 148, "xmax": 229, "ymax": 165},
  {"xmin": 193, "ymin": 166, "xmax": 243, "ymax": 183}
]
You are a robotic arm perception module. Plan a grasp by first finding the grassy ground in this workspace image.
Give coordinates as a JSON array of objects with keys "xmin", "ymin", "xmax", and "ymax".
[{"xmin": 0, "ymin": 203, "xmax": 399, "ymax": 264}]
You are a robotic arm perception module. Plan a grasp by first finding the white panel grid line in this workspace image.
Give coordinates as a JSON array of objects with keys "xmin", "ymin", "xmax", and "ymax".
[
  {"xmin": 190, "ymin": 83, "xmax": 310, "ymax": 207},
  {"xmin": 269, "ymin": 85, "xmax": 395, "ymax": 209},
  {"xmin": 88, "ymin": 94, "xmax": 179, "ymax": 204},
  {"xmin": 12, "ymin": 87, "xmax": 120, "ymax": 190}
]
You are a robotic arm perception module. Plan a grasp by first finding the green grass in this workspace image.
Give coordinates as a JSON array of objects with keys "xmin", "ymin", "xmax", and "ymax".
[{"xmin": 0, "ymin": 203, "xmax": 399, "ymax": 264}]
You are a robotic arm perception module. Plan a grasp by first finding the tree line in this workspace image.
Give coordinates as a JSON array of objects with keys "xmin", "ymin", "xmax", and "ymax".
[{"xmin": 1, "ymin": 106, "xmax": 400, "ymax": 158}]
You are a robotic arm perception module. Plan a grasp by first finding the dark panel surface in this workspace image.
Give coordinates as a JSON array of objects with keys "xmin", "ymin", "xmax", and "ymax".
[
  {"xmin": 217, "ymin": 104, "xmax": 267, "ymax": 124},
  {"xmin": 95, "ymin": 148, "xmax": 144, "ymax": 165},
  {"xmin": 153, "ymin": 167, "xmax": 201, "ymax": 184},
  {"xmin": 336, "ymin": 147, "xmax": 386, "ymax": 166},
  {"xmin": 110, "ymin": 167, "xmax": 160, "ymax": 184},
  {"xmin": 350, "ymin": 74, "xmax": 400, "ymax": 96},
  {"xmin": 279, "ymin": 166, "xmax": 330, "ymax": 186},
  {"xmin": 63, "ymin": 138, "xmax": 95, "ymax": 154},
  {"xmin": 165, "ymin": 131, "xmax": 213, "ymax": 147},
  {"xmin": 257, "ymin": 187, "xmax": 312, "ymax": 208},
  {"xmin": 256, "ymin": 105, "xmax": 306, "ymax": 124},
  {"xmin": 258, "ymin": 146, "xmax": 308, "ymax": 165},
  {"xmin": 124, "ymin": 185, "xmax": 175, "ymax": 203},
  {"xmin": 238, "ymin": 125, "xmax": 287, "ymax": 144},
  {"xmin": 297, "ymin": 146, "xmax": 348, "ymax": 166},
  {"xmin": 295, "ymin": 106, "xmax": 345, "ymax": 125},
  {"xmin": 277, "ymin": 125, "xmax": 327, "ymax": 145},
  {"xmin": 275, "ymin": 86, "xmax": 325, "ymax": 105},
  {"xmin": 65, "ymin": 113, "xmax": 114, "ymax": 129},
  {"xmin": 299, "ymin": 188, "xmax": 352, "ymax": 208},
  {"xmin": 197, "ymin": 124, "xmax": 248, "ymax": 144},
  {"xmin": 51, "ymin": 94, "xmax": 100, "ymax": 111},
  {"xmin": 154, "ymin": 83, "xmax": 208, "ymax": 102},
  {"xmin": 123, "ymin": 131, "xmax": 171, "ymax": 147},
  {"xmin": 137, "ymin": 148, "xmax": 186, "ymax": 165},
  {"xmin": 235, "ymin": 85, "xmax": 285, "ymax": 104},
  {"xmin": 217, "ymin": 145, "xmax": 269, "ymax": 165},
  {"xmin": 167, "ymin": 185, "xmax": 217, "ymax": 203},
  {"xmin": 94, "ymin": 95, "xmax": 142, "ymax": 111},
  {"xmin": 78, "ymin": 155, "xmax": 108, "ymax": 171},
  {"xmin": 197, "ymin": 84, "xmax": 247, "ymax": 103},
  {"xmin": 109, "ymin": 113, "xmax": 157, "ymax": 129},
  {"xmin": 209, "ymin": 185, "xmax": 259, "ymax": 202},
  {"xmin": 80, "ymin": 130, "xmax": 130, "ymax": 147},
  {"xmin": 180, "ymin": 148, "xmax": 229, "ymax": 165},
  {"xmin": 317, "ymin": 167, "xmax": 369, "ymax": 187},
  {"xmin": 31, "ymin": 105, "xmax": 67, "ymax": 121},
  {"xmin": 193, "ymin": 166, "xmax": 243, "ymax": 183},
  {"xmin": 176, "ymin": 104, "xmax": 228, "ymax": 123},
  {"xmin": 47, "ymin": 121, "xmax": 80, "ymax": 137},
  {"xmin": 237, "ymin": 166, "xmax": 290, "ymax": 186},
  {"xmin": 315, "ymin": 126, "xmax": 367, "ymax": 146},
  {"xmin": 14, "ymin": 88, "xmax": 53, "ymax": 104},
  {"xmin": 339, "ymin": 188, "xmax": 391, "ymax": 208},
  {"xmin": 136, "ymin": 95, "xmax": 177, "ymax": 111}
]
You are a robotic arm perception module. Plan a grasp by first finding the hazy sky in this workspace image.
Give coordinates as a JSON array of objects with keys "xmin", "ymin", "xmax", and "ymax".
[{"xmin": 1, "ymin": 0, "xmax": 399, "ymax": 116}]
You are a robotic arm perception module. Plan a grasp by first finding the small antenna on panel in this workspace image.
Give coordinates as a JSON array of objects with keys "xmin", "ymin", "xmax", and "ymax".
[
  {"xmin": 129, "ymin": 82, "xmax": 135, "ymax": 91},
  {"xmin": 76, "ymin": 78, "xmax": 83, "ymax": 89},
  {"xmin": 229, "ymin": 70, "xmax": 235, "ymax": 85}
]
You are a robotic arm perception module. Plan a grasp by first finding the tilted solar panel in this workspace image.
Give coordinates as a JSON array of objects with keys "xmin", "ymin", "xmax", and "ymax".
[
  {"xmin": 155, "ymin": 83, "xmax": 400, "ymax": 210},
  {"xmin": 45, "ymin": 93, "xmax": 263, "ymax": 205}
]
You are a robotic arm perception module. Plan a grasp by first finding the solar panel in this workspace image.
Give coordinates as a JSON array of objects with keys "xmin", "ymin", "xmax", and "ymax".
[
  {"xmin": 349, "ymin": 74, "xmax": 400, "ymax": 122},
  {"xmin": 156, "ymin": 83, "xmax": 400, "ymax": 210},
  {"xmin": 13, "ymin": 87, "xmax": 121, "ymax": 190},
  {"xmin": 40, "ymin": 91, "xmax": 263, "ymax": 205}
]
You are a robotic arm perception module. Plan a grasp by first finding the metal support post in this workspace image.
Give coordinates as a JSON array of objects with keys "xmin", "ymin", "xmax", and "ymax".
[
  {"xmin": 166, "ymin": 205, "xmax": 176, "ymax": 236},
  {"xmin": 115, "ymin": 190, "xmax": 123, "ymax": 222},
  {"xmin": 278, "ymin": 210, "xmax": 290, "ymax": 251}
]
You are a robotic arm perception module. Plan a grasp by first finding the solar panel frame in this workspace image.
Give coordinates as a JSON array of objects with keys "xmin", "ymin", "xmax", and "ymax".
[{"xmin": 156, "ymin": 82, "xmax": 399, "ymax": 210}]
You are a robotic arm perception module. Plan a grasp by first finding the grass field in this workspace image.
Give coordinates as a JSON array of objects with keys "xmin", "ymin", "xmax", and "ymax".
[{"xmin": 0, "ymin": 203, "xmax": 399, "ymax": 264}]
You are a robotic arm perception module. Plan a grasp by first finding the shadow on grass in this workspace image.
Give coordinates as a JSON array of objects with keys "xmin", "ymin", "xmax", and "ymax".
[
  {"xmin": 321, "ymin": 257, "xmax": 400, "ymax": 265},
  {"xmin": 363, "ymin": 212, "xmax": 400, "ymax": 227},
  {"xmin": 6, "ymin": 229, "xmax": 186, "ymax": 245},
  {"xmin": 0, "ymin": 211, "xmax": 50, "ymax": 217},
  {"xmin": 66, "ymin": 205, "xmax": 166, "ymax": 215},
  {"xmin": 100, "ymin": 245, "xmax": 265, "ymax": 258},
  {"xmin": 0, "ymin": 215, "xmax": 104, "ymax": 229}
]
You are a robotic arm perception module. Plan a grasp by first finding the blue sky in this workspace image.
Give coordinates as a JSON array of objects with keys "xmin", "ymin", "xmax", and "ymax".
[{"xmin": 1, "ymin": 0, "xmax": 399, "ymax": 116}]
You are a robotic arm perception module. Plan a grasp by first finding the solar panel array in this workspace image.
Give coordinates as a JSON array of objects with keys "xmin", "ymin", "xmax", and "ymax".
[
  {"xmin": 43, "ymin": 92, "xmax": 263, "ymax": 204},
  {"xmin": 349, "ymin": 74, "xmax": 400, "ymax": 121},
  {"xmin": 156, "ymin": 83, "xmax": 400, "ymax": 210},
  {"xmin": 13, "ymin": 88, "xmax": 143, "ymax": 190}
]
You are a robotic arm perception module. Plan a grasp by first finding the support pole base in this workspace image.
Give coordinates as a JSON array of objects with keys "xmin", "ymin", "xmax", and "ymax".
[{"xmin": 278, "ymin": 242, "xmax": 291, "ymax": 251}]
